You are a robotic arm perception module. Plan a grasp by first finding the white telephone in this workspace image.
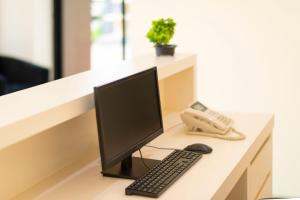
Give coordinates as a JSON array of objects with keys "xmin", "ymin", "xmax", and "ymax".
[{"xmin": 180, "ymin": 101, "xmax": 245, "ymax": 141}]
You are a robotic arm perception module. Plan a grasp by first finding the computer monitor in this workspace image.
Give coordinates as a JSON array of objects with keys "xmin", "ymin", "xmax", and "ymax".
[{"xmin": 94, "ymin": 67, "xmax": 163, "ymax": 179}]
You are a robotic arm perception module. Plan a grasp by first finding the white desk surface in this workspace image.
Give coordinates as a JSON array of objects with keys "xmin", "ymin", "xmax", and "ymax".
[
  {"xmin": 27, "ymin": 112, "xmax": 273, "ymax": 200},
  {"xmin": 0, "ymin": 54, "xmax": 196, "ymax": 151}
]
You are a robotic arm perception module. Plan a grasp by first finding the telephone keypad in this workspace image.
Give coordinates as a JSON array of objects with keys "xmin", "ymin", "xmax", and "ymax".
[{"xmin": 207, "ymin": 110, "xmax": 231, "ymax": 126}]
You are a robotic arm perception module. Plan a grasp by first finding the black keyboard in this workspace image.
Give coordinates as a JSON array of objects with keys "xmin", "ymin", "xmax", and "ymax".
[{"xmin": 125, "ymin": 150, "xmax": 202, "ymax": 198}]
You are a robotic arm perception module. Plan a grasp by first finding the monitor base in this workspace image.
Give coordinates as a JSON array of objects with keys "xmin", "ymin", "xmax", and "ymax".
[{"xmin": 102, "ymin": 157, "xmax": 160, "ymax": 180}]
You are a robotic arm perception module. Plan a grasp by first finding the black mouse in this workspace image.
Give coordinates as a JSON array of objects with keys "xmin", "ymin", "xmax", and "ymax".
[{"xmin": 184, "ymin": 143, "xmax": 213, "ymax": 154}]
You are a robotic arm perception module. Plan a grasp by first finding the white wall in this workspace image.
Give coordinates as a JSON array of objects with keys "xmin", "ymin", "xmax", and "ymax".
[
  {"xmin": 130, "ymin": 0, "xmax": 300, "ymax": 196},
  {"xmin": 0, "ymin": 0, "xmax": 53, "ymax": 75},
  {"xmin": 32, "ymin": 0, "xmax": 53, "ymax": 71}
]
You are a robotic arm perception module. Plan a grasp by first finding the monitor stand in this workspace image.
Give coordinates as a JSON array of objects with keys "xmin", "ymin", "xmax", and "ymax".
[{"xmin": 101, "ymin": 154, "xmax": 161, "ymax": 179}]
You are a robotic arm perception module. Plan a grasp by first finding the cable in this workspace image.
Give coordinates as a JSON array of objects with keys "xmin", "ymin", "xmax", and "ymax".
[
  {"xmin": 142, "ymin": 122, "xmax": 183, "ymax": 151},
  {"xmin": 143, "ymin": 122, "xmax": 184, "ymax": 151},
  {"xmin": 138, "ymin": 149, "xmax": 150, "ymax": 170},
  {"xmin": 145, "ymin": 145, "xmax": 180, "ymax": 151},
  {"xmin": 231, "ymin": 128, "xmax": 246, "ymax": 140},
  {"xmin": 164, "ymin": 122, "xmax": 184, "ymax": 132},
  {"xmin": 188, "ymin": 128, "xmax": 246, "ymax": 141}
]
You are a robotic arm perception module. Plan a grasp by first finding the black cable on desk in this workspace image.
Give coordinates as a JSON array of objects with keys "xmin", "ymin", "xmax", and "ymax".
[
  {"xmin": 138, "ymin": 149, "xmax": 150, "ymax": 170},
  {"xmin": 145, "ymin": 145, "xmax": 180, "ymax": 151}
]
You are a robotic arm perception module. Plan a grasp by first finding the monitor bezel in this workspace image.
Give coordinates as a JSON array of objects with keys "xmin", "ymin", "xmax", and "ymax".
[{"xmin": 94, "ymin": 67, "xmax": 164, "ymax": 171}]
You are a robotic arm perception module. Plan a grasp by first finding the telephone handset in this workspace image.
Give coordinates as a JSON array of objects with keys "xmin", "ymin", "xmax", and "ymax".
[{"xmin": 180, "ymin": 101, "xmax": 245, "ymax": 141}]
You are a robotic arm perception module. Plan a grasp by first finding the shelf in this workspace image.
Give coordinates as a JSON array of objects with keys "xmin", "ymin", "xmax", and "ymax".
[{"xmin": 0, "ymin": 54, "xmax": 196, "ymax": 151}]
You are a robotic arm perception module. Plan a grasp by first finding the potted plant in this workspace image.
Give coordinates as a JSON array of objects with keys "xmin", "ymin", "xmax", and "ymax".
[{"xmin": 146, "ymin": 18, "xmax": 177, "ymax": 56}]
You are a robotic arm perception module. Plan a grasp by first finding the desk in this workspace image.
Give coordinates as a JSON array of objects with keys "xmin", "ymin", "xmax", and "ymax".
[
  {"xmin": 17, "ymin": 112, "xmax": 274, "ymax": 200},
  {"xmin": 0, "ymin": 54, "xmax": 274, "ymax": 199}
]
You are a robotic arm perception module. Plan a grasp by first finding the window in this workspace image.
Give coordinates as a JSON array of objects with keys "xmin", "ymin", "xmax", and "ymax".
[{"xmin": 91, "ymin": 0, "xmax": 131, "ymax": 68}]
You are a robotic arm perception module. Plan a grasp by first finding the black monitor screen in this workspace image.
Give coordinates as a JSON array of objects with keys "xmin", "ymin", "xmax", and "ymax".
[{"xmin": 94, "ymin": 67, "xmax": 163, "ymax": 171}]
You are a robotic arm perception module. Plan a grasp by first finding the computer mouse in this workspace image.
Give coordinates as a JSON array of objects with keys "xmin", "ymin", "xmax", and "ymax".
[{"xmin": 184, "ymin": 143, "xmax": 213, "ymax": 154}]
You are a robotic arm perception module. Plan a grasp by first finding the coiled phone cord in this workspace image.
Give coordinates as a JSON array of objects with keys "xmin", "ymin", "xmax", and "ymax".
[{"xmin": 164, "ymin": 121, "xmax": 246, "ymax": 141}]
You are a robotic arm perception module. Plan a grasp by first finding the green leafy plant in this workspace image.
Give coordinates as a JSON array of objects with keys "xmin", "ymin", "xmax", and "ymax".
[{"xmin": 146, "ymin": 18, "xmax": 176, "ymax": 45}]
